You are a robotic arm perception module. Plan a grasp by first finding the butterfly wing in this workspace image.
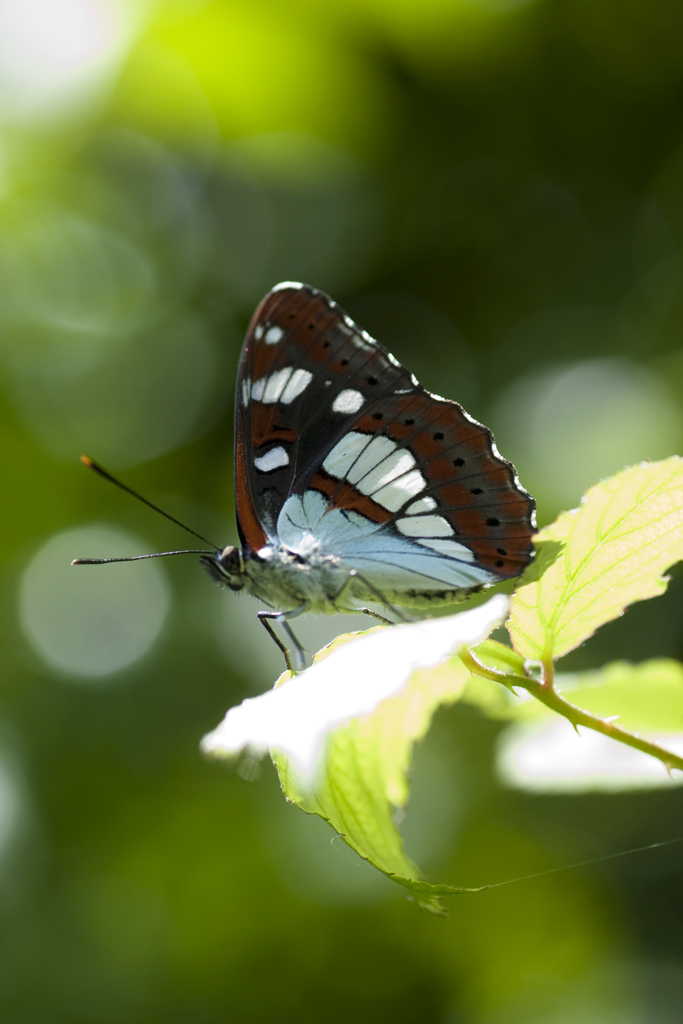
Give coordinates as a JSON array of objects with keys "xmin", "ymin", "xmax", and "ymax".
[
  {"xmin": 235, "ymin": 283, "xmax": 535, "ymax": 593},
  {"xmin": 235, "ymin": 282, "xmax": 416, "ymax": 550}
]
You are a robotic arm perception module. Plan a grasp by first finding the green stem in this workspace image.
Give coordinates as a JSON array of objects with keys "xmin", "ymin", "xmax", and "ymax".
[
  {"xmin": 541, "ymin": 654, "xmax": 555, "ymax": 690},
  {"xmin": 520, "ymin": 678, "xmax": 683, "ymax": 773},
  {"xmin": 461, "ymin": 651, "xmax": 683, "ymax": 775}
]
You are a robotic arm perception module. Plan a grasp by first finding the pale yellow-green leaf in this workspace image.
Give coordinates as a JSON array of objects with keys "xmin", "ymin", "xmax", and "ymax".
[
  {"xmin": 496, "ymin": 659, "xmax": 683, "ymax": 792},
  {"xmin": 273, "ymin": 648, "xmax": 486, "ymax": 915},
  {"xmin": 557, "ymin": 658, "xmax": 683, "ymax": 733},
  {"xmin": 470, "ymin": 638, "xmax": 527, "ymax": 680},
  {"xmin": 203, "ymin": 596, "xmax": 509, "ymax": 781},
  {"xmin": 203, "ymin": 599, "xmax": 508, "ymax": 911},
  {"xmin": 508, "ymin": 457, "xmax": 683, "ymax": 661}
]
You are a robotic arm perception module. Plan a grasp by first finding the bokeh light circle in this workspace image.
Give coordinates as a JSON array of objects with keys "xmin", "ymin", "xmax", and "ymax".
[
  {"xmin": 20, "ymin": 524, "xmax": 171, "ymax": 680},
  {"xmin": 491, "ymin": 358, "xmax": 682, "ymax": 512},
  {"xmin": 0, "ymin": 0, "xmax": 138, "ymax": 121}
]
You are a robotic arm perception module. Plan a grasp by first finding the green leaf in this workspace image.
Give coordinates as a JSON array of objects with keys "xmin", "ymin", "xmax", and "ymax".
[
  {"xmin": 496, "ymin": 659, "xmax": 683, "ymax": 791},
  {"xmin": 508, "ymin": 457, "xmax": 683, "ymax": 662},
  {"xmin": 273, "ymin": 655, "xmax": 486, "ymax": 915},
  {"xmin": 471, "ymin": 638, "xmax": 527, "ymax": 678},
  {"xmin": 557, "ymin": 658, "xmax": 683, "ymax": 733},
  {"xmin": 457, "ymin": 639, "xmax": 527, "ymax": 716},
  {"xmin": 202, "ymin": 596, "xmax": 509, "ymax": 780},
  {"xmin": 203, "ymin": 597, "xmax": 509, "ymax": 912}
]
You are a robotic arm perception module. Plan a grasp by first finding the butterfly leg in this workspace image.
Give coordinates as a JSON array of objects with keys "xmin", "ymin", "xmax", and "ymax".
[
  {"xmin": 333, "ymin": 570, "xmax": 414, "ymax": 624},
  {"xmin": 257, "ymin": 603, "xmax": 308, "ymax": 673},
  {"xmin": 356, "ymin": 608, "xmax": 393, "ymax": 626}
]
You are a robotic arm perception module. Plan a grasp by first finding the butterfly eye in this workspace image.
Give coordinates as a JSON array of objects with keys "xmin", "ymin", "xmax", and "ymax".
[{"xmin": 219, "ymin": 545, "xmax": 244, "ymax": 574}]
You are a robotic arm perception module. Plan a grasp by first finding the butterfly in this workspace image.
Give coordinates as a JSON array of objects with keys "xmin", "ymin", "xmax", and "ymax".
[
  {"xmin": 75, "ymin": 283, "xmax": 535, "ymax": 671},
  {"xmin": 200, "ymin": 282, "xmax": 536, "ymax": 670}
]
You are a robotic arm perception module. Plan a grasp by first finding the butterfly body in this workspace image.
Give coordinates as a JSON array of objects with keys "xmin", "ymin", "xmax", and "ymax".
[
  {"xmin": 206, "ymin": 539, "xmax": 475, "ymax": 616},
  {"xmin": 202, "ymin": 282, "xmax": 535, "ymax": 667}
]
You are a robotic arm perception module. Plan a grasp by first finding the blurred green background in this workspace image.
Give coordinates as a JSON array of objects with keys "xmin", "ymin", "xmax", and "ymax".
[{"xmin": 1, "ymin": 0, "xmax": 683, "ymax": 1021}]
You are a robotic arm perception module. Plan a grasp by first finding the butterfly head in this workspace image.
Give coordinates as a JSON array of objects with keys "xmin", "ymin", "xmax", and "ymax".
[{"xmin": 201, "ymin": 545, "xmax": 247, "ymax": 592}]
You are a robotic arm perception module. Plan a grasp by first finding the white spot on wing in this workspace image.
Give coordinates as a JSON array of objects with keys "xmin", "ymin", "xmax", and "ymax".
[
  {"xmin": 241, "ymin": 378, "xmax": 251, "ymax": 406},
  {"xmin": 252, "ymin": 367, "xmax": 312, "ymax": 404},
  {"xmin": 407, "ymin": 496, "xmax": 437, "ymax": 514},
  {"xmin": 254, "ymin": 324, "xmax": 265, "ymax": 340},
  {"xmin": 354, "ymin": 444, "xmax": 416, "ymax": 496},
  {"xmin": 372, "ymin": 469, "xmax": 426, "ymax": 511},
  {"xmin": 349, "ymin": 332, "xmax": 375, "ymax": 352},
  {"xmin": 397, "ymin": 515, "xmax": 454, "ymax": 537},
  {"xmin": 254, "ymin": 447, "xmax": 289, "ymax": 472},
  {"xmin": 265, "ymin": 325, "xmax": 283, "ymax": 345},
  {"xmin": 323, "ymin": 431, "xmax": 373, "ymax": 478},
  {"xmin": 346, "ymin": 436, "xmax": 397, "ymax": 485},
  {"xmin": 263, "ymin": 373, "xmax": 286, "ymax": 402},
  {"xmin": 417, "ymin": 538, "xmax": 475, "ymax": 561},
  {"xmin": 281, "ymin": 368, "xmax": 312, "ymax": 403},
  {"xmin": 271, "ymin": 281, "xmax": 305, "ymax": 292},
  {"xmin": 332, "ymin": 389, "xmax": 365, "ymax": 414},
  {"xmin": 252, "ymin": 368, "xmax": 287, "ymax": 402}
]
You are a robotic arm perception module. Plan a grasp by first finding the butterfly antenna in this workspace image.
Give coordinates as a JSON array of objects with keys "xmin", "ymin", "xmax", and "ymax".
[
  {"xmin": 72, "ymin": 550, "xmax": 214, "ymax": 566},
  {"xmin": 78, "ymin": 455, "xmax": 220, "ymax": 550}
]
